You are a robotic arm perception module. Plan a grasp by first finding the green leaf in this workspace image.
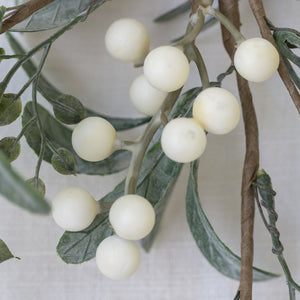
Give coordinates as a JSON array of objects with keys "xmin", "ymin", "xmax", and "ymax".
[
  {"xmin": 0, "ymin": 137, "xmax": 21, "ymax": 162},
  {"xmin": 56, "ymin": 88, "xmax": 202, "ymax": 263},
  {"xmin": 281, "ymin": 56, "xmax": 300, "ymax": 89},
  {"xmin": 0, "ymin": 239, "xmax": 15, "ymax": 263},
  {"xmin": 11, "ymin": 0, "xmax": 109, "ymax": 32},
  {"xmin": 274, "ymin": 30, "xmax": 300, "ymax": 67},
  {"xmin": 0, "ymin": 151, "xmax": 50, "ymax": 214},
  {"xmin": 26, "ymin": 177, "xmax": 46, "ymax": 196},
  {"xmin": 7, "ymin": 32, "xmax": 151, "ymax": 131},
  {"xmin": 22, "ymin": 102, "xmax": 130, "ymax": 175},
  {"xmin": 53, "ymin": 94, "xmax": 86, "ymax": 125},
  {"xmin": 0, "ymin": 93, "xmax": 22, "ymax": 126},
  {"xmin": 51, "ymin": 147, "xmax": 76, "ymax": 175},
  {"xmin": 57, "ymin": 213, "xmax": 113, "ymax": 264},
  {"xmin": 186, "ymin": 160, "xmax": 279, "ymax": 281}
]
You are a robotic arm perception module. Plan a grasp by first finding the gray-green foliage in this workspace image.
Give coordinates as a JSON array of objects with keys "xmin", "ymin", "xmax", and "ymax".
[
  {"xmin": 7, "ymin": 32, "xmax": 151, "ymax": 131},
  {"xmin": 51, "ymin": 147, "xmax": 76, "ymax": 175},
  {"xmin": 0, "ymin": 239, "xmax": 15, "ymax": 263},
  {"xmin": 186, "ymin": 160, "xmax": 278, "ymax": 281},
  {"xmin": 22, "ymin": 102, "xmax": 131, "ymax": 176},
  {"xmin": 11, "ymin": 0, "xmax": 109, "ymax": 32},
  {"xmin": 26, "ymin": 178, "xmax": 46, "ymax": 196},
  {"xmin": 0, "ymin": 94, "xmax": 22, "ymax": 126},
  {"xmin": 0, "ymin": 151, "xmax": 50, "ymax": 214},
  {"xmin": 56, "ymin": 88, "xmax": 200, "ymax": 263},
  {"xmin": 0, "ymin": 137, "xmax": 21, "ymax": 162}
]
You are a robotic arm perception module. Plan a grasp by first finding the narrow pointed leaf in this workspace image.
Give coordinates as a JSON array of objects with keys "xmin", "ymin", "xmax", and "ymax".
[
  {"xmin": 0, "ymin": 151, "xmax": 50, "ymax": 214},
  {"xmin": 7, "ymin": 32, "xmax": 151, "ymax": 131},
  {"xmin": 0, "ymin": 239, "xmax": 15, "ymax": 263},
  {"xmin": 11, "ymin": 0, "xmax": 109, "ymax": 32},
  {"xmin": 22, "ymin": 102, "xmax": 130, "ymax": 175},
  {"xmin": 186, "ymin": 160, "xmax": 279, "ymax": 281}
]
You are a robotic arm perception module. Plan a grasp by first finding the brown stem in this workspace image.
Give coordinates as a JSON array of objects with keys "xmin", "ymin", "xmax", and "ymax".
[
  {"xmin": 248, "ymin": 0, "xmax": 300, "ymax": 114},
  {"xmin": 1, "ymin": 0, "xmax": 55, "ymax": 34},
  {"xmin": 218, "ymin": 1, "xmax": 259, "ymax": 299},
  {"xmin": 190, "ymin": 0, "xmax": 213, "ymax": 14}
]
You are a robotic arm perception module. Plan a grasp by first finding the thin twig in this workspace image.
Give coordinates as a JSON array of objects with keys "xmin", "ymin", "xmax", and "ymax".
[
  {"xmin": 218, "ymin": 1, "xmax": 259, "ymax": 299},
  {"xmin": 1, "ymin": 0, "xmax": 55, "ymax": 34},
  {"xmin": 248, "ymin": 0, "xmax": 300, "ymax": 114},
  {"xmin": 31, "ymin": 44, "xmax": 51, "ymax": 186}
]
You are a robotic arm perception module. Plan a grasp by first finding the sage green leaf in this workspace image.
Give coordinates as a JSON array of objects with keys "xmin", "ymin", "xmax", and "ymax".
[
  {"xmin": 0, "ymin": 137, "xmax": 21, "ymax": 162},
  {"xmin": 53, "ymin": 94, "xmax": 86, "ymax": 125},
  {"xmin": 274, "ymin": 30, "xmax": 300, "ymax": 67},
  {"xmin": 51, "ymin": 147, "xmax": 76, "ymax": 175},
  {"xmin": 26, "ymin": 177, "xmax": 46, "ymax": 196},
  {"xmin": 0, "ymin": 93, "xmax": 22, "ymax": 126},
  {"xmin": 282, "ymin": 56, "xmax": 300, "ymax": 89},
  {"xmin": 57, "ymin": 213, "xmax": 113, "ymax": 264},
  {"xmin": 22, "ymin": 102, "xmax": 130, "ymax": 175},
  {"xmin": 0, "ymin": 48, "xmax": 5, "ymax": 62},
  {"xmin": 11, "ymin": 0, "xmax": 109, "ymax": 32},
  {"xmin": 186, "ymin": 160, "xmax": 279, "ymax": 281},
  {"xmin": 7, "ymin": 32, "xmax": 151, "ymax": 131},
  {"xmin": 0, "ymin": 151, "xmax": 50, "ymax": 214},
  {"xmin": 0, "ymin": 239, "xmax": 14, "ymax": 263}
]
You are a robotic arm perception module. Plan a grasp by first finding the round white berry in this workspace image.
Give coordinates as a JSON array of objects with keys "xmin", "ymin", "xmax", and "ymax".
[
  {"xmin": 52, "ymin": 187, "xmax": 98, "ymax": 232},
  {"xmin": 161, "ymin": 118, "xmax": 207, "ymax": 163},
  {"xmin": 234, "ymin": 38, "xmax": 280, "ymax": 82},
  {"xmin": 109, "ymin": 194, "xmax": 155, "ymax": 240},
  {"xmin": 129, "ymin": 74, "xmax": 167, "ymax": 116},
  {"xmin": 72, "ymin": 117, "xmax": 117, "ymax": 162},
  {"xmin": 192, "ymin": 87, "xmax": 241, "ymax": 135},
  {"xmin": 105, "ymin": 18, "xmax": 150, "ymax": 62},
  {"xmin": 143, "ymin": 46, "xmax": 190, "ymax": 92},
  {"xmin": 96, "ymin": 235, "xmax": 141, "ymax": 280}
]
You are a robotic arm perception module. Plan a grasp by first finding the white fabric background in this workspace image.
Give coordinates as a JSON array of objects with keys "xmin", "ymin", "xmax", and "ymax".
[{"xmin": 0, "ymin": 0, "xmax": 299, "ymax": 299}]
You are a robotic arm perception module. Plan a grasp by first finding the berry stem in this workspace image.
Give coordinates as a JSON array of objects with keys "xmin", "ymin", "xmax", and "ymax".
[
  {"xmin": 185, "ymin": 43, "xmax": 210, "ymax": 89},
  {"xmin": 124, "ymin": 89, "xmax": 182, "ymax": 195},
  {"xmin": 202, "ymin": 5, "xmax": 245, "ymax": 45},
  {"xmin": 176, "ymin": 9, "xmax": 205, "ymax": 46}
]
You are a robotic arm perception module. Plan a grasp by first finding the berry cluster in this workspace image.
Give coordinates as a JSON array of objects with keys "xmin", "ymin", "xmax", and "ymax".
[{"xmin": 51, "ymin": 13, "xmax": 280, "ymax": 280}]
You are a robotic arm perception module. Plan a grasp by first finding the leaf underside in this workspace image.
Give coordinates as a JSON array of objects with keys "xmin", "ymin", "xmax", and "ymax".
[
  {"xmin": 186, "ymin": 160, "xmax": 279, "ymax": 281},
  {"xmin": 11, "ymin": 0, "xmax": 109, "ymax": 32}
]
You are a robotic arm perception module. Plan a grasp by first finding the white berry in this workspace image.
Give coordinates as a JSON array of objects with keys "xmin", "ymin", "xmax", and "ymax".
[
  {"xmin": 105, "ymin": 18, "xmax": 150, "ymax": 62},
  {"xmin": 96, "ymin": 235, "xmax": 141, "ymax": 280},
  {"xmin": 161, "ymin": 118, "xmax": 207, "ymax": 163},
  {"xmin": 234, "ymin": 38, "xmax": 280, "ymax": 82},
  {"xmin": 109, "ymin": 194, "xmax": 155, "ymax": 240},
  {"xmin": 72, "ymin": 117, "xmax": 117, "ymax": 162},
  {"xmin": 192, "ymin": 87, "xmax": 241, "ymax": 135},
  {"xmin": 143, "ymin": 46, "xmax": 190, "ymax": 92},
  {"xmin": 52, "ymin": 187, "xmax": 98, "ymax": 232},
  {"xmin": 129, "ymin": 74, "xmax": 167, "ymax": 116}
]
